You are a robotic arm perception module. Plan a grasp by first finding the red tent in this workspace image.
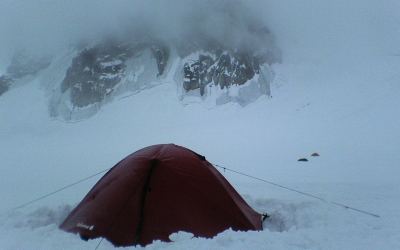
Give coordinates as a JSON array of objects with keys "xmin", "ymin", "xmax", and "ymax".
[{"xmin": 59, "ymin": 144, "xmax": 262, "ymax": 247}]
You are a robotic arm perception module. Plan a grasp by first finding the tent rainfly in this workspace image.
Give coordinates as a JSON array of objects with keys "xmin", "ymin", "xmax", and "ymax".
[{"xmin": 59, "ymin": 144, "xmax": 263, "ymax": 247}]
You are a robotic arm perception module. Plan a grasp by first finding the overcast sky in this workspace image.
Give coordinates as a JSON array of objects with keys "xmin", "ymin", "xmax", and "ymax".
[{"xmin": 0, "ymin": 0, "xmax": 399, "ymax": 73}]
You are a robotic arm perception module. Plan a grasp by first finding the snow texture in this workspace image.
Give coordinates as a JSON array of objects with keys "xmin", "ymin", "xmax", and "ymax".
[{"xmin": 1, "ymin": 0, "xmax": 400, "ymax": 249}]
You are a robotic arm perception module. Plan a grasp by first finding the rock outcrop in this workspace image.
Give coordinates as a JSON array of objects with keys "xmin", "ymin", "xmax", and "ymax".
[
  {"xmin": 1, "ymin": 1, "xmax": 282, "ymax": 120},
  {"xmin": 0, "ymin": 50, "xmax": 51, "ymax": 96}
]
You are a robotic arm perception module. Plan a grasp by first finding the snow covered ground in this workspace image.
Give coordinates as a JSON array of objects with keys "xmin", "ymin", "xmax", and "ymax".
[{"xmin": 1, "ymin": 1, "xmax": 400, "ymax": 249}]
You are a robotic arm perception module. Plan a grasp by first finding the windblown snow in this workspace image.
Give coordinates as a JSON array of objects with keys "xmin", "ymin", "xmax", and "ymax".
[{"xmin": 1, "ymin": 0, "xmax": 400, "ymax": 249}]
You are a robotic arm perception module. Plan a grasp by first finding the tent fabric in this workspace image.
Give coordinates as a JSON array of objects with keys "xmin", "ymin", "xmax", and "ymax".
[{"xmin": 59, "ymin": 144, "xmax": 262, "ymax": 247}]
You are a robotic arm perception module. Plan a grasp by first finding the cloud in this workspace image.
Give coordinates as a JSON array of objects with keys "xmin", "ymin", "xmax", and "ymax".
[
  {"xmin": 251, "ymin": 0, "xmax": 400, "ymax": 58},
  {"xmin": 0, "ymin": 0, "xmax": 399, "ymax": 73},
  {"xmin": 1, "ymin": 1, "xmax": 265, "ymax": 54}
]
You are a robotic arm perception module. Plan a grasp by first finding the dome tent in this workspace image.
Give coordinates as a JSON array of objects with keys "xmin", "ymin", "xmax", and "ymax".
[{"xmin": 59, "ymin": 144, "xmax": 262, "ymax": 247}]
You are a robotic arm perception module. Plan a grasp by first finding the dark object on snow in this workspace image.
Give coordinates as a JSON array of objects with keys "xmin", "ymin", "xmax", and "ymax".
[
  {"xmin": 311, "ymin": 153, "xmax": 320, "ymax": 156},
  {"xmin": 59, "ymin": 144, "xmax": 262, "ymax": 247},
  {"xmin": 262, "ymin": 213, "xmax": 270, "ymax": 221},
  {"xmin": 298, "ymin": 158, "xmax": 308, "ymax": 162}
]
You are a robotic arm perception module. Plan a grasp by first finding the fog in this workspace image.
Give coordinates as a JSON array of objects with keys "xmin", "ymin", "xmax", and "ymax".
[
  {"xmin": 0, "ymin": 0, "xmax": 399, "ymax": 73},
  {"xmin": 257, "ymin": 0, "xmax": 400, "ymax": 62}
]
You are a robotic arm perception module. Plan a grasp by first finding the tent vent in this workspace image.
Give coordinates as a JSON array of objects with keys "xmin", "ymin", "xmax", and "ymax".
[{"xmin": 191, "ymin": 151, "xmax": 206, "ymax": 161}]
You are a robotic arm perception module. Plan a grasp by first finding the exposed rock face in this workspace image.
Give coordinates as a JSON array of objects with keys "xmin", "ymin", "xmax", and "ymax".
[
  {"xmin": 59, "ymin": 40, "xmax": 170, "ymax": 109},
  {"xmin": 0, "ymin": 75, "xmax": 13, "ymax": 96},
  {"xmin": 52, "ymin": 33, "xmax": 279, "ymax": 119},
  {"xmin": 183, "ymin": 50, "xmax": 264, "ymax": 96},
  {"xmin": 60, "ymin": 42, "xmax": 130, "ymax": 108},
  {"xmin": 1, "ymin": 1, "xmax": 282, "ymax": 120},
  {"xmin": 149, "ymin": 43, "xmax": 170, "ymax": 76}
]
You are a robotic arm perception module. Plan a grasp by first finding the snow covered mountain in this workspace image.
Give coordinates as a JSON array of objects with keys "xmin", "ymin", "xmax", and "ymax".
[
  {"xmin": 0, "ymin": 0, "xmax": 281, "ymax": 121},
  {"xmin": 0, "ymin": 50, "xmax": 51, "ymax": 96}
]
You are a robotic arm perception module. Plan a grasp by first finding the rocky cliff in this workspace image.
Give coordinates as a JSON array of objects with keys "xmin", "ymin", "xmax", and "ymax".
[{"xmin": 1, "ymin": 1, "xmax": 282, "ymax": 121}]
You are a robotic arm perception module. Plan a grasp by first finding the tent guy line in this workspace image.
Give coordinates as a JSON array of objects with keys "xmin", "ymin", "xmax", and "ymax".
[
  {"xmin": 214, "ymin": 164, "xmax": 326, "ymax": 201},
  {"xmin": 12, "ymin": 168, "xmax": 112, "ymax": 210},
  {"xmin": 213, "ymin": 164, "xmax": 381, "ymax": 218},
  {"xmin": 12, "ymin": 161, "xmax": 380, "ymax": 218}
]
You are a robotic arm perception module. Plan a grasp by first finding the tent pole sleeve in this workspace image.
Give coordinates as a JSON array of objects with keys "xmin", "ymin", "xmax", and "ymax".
[{"xmin": 134, "ymin": 158, "xmax": 158, "ymax": 246}]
